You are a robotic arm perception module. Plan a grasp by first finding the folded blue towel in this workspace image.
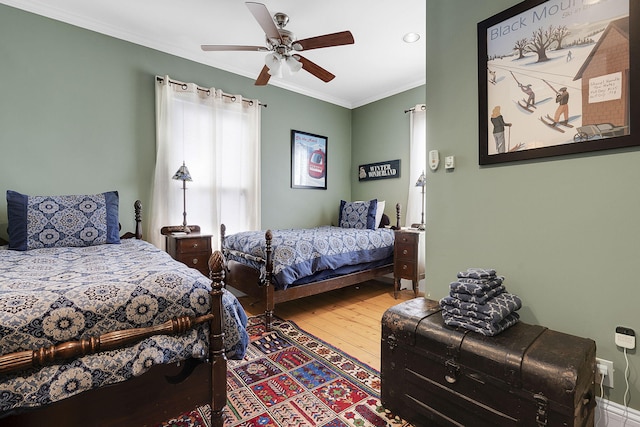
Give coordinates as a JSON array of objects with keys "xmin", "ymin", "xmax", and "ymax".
[
  {"xmin": 442, "ymin": 311, "xmax": 520, "ymax": 336},
  {"xmin": 450, "ymin": 285, "xmax": 505, "ymax": 304},
  {"xmin": 440, "ymin": 293, "xmax": 522, "ymax": 323},
  {"xmin": 457, "ymin": 268, "xmax": 497, "ymax": 280},
  {"xmin": 449, "ymin": 276, "xmax": 504, "ymax": 296}
]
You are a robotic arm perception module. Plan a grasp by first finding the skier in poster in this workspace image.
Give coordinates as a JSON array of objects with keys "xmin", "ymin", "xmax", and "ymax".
[
  {"xmin": 553, "ymin": 87, "xmax": 570, "ymax": 125},
  {"xmin": 510, "ymin": 72, "xmax": 535, "ymax": 111},
  {"xmin": 490, "ymin": 106, "xmax": 511, "ymax": 153},
  {"xmin": 520, "ymin": 83, "xmax": 536, "ymax": 109},
  {"xmin": 488, "ymin": 69, "xmax": 497, "ymax": 84},
  {"xmin": 540, "ymin": 80, "xmax": 572, "ymax": 132}
]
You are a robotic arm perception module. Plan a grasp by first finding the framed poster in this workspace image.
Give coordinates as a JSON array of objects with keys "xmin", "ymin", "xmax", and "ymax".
[
  {"xmin": 291, "ymin": 130, "xmax": 327, "ymax": 189},
  {"xmin": 478, "ymin": 0, "xmax": 638, "ymax": 165}
]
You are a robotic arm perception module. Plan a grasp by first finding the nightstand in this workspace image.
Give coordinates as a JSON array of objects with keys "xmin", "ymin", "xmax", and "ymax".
[
  {"xmin": 161, "ymin": 226, "xmax": 212, "ymax": 277},
  {"xmin": 393, "ymin": 228, "xmax": 425, "ymax": 298}
]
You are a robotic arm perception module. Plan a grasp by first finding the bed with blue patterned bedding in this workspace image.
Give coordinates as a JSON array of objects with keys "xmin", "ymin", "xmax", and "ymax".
[
  {"xmin": 223, "ymin": 226, "xmax": 395, "ymax": 290},
  {"xmin": 0, "ymin": 238, "xmax": 248, "ymax": 413}
]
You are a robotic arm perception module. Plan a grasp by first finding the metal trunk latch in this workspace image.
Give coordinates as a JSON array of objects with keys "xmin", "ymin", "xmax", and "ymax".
[
  {"xmin": 534, "ymin": 393, "xmax": 548, "ymax": 426},
  {"xmin": 444, "ymin": 359, "xmax": 459, "ymax": 383},
  {"xmin": 444, "ymin": 333, "xmax": 467, "ymax": 384}
]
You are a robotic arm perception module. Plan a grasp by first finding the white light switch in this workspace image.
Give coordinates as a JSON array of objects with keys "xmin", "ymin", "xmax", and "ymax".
[{"xmin": 445, "ymin": 156, "xmax": 455, "ymax": 170}]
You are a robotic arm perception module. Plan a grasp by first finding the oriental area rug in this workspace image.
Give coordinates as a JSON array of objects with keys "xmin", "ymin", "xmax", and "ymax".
[{"xmin": 158, "ymin": 316, "xmax": 412, "ymax": 427}]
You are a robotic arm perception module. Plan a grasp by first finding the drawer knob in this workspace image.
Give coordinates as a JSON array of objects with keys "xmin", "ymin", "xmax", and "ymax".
[
  {"xmin": 192, "ymin": 258, "xmax": 199, "ymax": 265},
  {"xmin": 402, "ymin": 249, "xmax": 408, "ymax": 255},
  {"xmin": 192, "ymin": 243, "xmax": 199, "ymax": 248},
  {"xmin": 402, "ymin": 265, "xmax": 408, "ymax": 270}
]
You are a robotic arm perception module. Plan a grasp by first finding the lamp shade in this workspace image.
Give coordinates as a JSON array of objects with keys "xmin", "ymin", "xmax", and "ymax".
[
  {"xmin": 172, "ymin": 162, "xmax": 192, "ymax": 182},
  {"xmin": 285, "ymin": 55, "xmax": 302, "ymax": 73},
  {"xmin": 266, "ymin": 52, "xmax": 301, "ymax": 77},
  {"xmin": 265, "ymin": 52, "xmax": 283, "ymax": 78}
]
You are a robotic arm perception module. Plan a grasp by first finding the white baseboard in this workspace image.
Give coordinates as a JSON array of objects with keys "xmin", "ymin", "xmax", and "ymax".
[{"xmin": 596, "ymin": 397, "xmax": 640, "ymax": 427}]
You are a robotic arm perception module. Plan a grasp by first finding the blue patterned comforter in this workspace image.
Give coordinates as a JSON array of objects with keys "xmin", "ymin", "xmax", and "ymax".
[
  {"xmin": 0, "ymin": 239, "xmax": 248, "ymax": 412},
  {"xmin": 223, "ymin": 226, "xmax": 395, "ymax": 290}
]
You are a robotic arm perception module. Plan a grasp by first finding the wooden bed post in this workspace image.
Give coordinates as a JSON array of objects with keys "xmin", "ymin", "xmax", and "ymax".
[
  {"xmin": 134, "ymin": 200, "xmax": 142, "ymax": 239},
  {"xmin": 119, "ymin": 200, "xmax": 144, "ymax": 240},
  {"xmin": 264, "ymin": 230, "xmax": 275, "ymax": 330},
  {"xmin": 395, "ymin": 203, "xmax": 401, "ymax": 229},
  {"xmin": 208, "ymin": 251, "xmax": 227, "ymax": 427}
]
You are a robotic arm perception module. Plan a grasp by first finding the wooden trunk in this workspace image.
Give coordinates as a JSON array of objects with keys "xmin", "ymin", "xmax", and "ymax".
[{"xmin": 381, "ymin": 299, "xmax": 596, "ymax": 427}]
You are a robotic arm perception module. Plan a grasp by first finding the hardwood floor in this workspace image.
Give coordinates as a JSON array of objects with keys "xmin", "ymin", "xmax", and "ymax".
[{"xmin": 234, "ymin": 278, "xmax": 418, "ymax": 371}]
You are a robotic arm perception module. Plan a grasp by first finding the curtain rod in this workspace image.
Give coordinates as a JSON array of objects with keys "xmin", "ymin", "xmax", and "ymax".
[
  {"xmin": 156, "ymin": 76, "xmax": 267, "ymax": 108},
  {"xmin": 404, "ymin": 104, "xmax": 427, "ymax": 113}
]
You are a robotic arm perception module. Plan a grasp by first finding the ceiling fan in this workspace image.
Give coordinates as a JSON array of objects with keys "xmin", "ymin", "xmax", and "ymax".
[{"xmin": 201, "ymin": 2, "xmax": 354, "ymax": 86}]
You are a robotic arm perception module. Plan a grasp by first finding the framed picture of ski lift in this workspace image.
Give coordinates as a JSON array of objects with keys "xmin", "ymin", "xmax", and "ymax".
[
  {"xmin": 291, "ymin": 129, "xmax": 328, "ymax": 189},
  {"xmin": 478, "ymin": 0, "xmax": 638, "ymax": 165}
]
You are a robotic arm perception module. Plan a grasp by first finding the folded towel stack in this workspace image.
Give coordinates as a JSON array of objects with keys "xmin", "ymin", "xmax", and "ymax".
[{"xmin": 439, "ymin": 268, "xmax": 522, "ymax": 336}]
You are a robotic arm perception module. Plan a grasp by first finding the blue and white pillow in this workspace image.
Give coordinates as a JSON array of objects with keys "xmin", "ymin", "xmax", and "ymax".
[
  {"xmin": 338, "ymin": 199, "xmax": 377, "ymax": 230},
  {"xmin": 7, "ymin": 190, "xmax": 120, "ymax": 251}
]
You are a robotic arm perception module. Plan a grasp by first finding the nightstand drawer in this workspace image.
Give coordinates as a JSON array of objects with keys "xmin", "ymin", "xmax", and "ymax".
[
  {"xmin": 396, "ymin": 232, "xmax": 419, "ymax": 246},
  {"xmin": 395, "ymin": 242, "xmax": 417, "ymax": 261},
  {"xmin": 177, "ymin": 252, "xmax": 209, "ymax": 274},
  {"xmin": 395, "ymin": 260, "xmax": 417, "ymax": 279},
  {"xmin": 175, "ymin": 237, "xmax": 211, "ymax": 254}
]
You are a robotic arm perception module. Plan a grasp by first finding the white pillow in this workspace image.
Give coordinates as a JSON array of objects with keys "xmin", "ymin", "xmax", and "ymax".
[{"xmin": 375, "ymin": 200, "xmax": 385, "ymax": 228}]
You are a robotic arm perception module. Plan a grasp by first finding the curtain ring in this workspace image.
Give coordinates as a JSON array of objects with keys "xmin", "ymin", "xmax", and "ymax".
[
  {"xmin": 248, "ymin": 100, "xmax": 254, "ymax": 106},
  {"xmin": 231, "ymin": 96, "xmax": 237, "ymax": 102},
  {"xmin": 181, "ymin": 84, "xmax": 188, "ymax": 90}
]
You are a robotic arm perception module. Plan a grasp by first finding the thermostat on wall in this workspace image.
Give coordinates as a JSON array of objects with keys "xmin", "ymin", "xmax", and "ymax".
[{"xmin": 429, "ymin": 150, "xmax": 440, "ymax": 171}]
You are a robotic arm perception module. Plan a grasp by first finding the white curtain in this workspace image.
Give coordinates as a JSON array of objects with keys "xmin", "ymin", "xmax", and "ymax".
[
  {"xmin": 149, "ymin": 76, "xmax": 261, "ymax": 250},
  {"xmin": 405, "ymin": 104, "xmax": 427, "ymax": 227}
]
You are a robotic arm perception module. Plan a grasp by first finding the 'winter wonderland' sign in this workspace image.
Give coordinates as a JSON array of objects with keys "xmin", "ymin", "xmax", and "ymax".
[
  {"xmin": 478, "ymin": 0, "xmax": 633, "ymax": 165},
  {"xmin": 358, "ymin": 160, "xmax": 400, "ymax": 181}
]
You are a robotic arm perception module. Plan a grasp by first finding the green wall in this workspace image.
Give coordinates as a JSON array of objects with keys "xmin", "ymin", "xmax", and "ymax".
[
  {"xmin": 426, "ymin": 0, "xmax": 640, "ymax": 409},
  {"xmin": 0, "ymin": 4, "xmax": 352, "ymax": 239},
  {"xmin": 351, "ymin": 87, "xmax": 426, "ymax": 225}
]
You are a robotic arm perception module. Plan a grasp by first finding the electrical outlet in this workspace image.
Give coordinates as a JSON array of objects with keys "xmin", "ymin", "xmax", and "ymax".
[{"xmin": 596, "ymin": 358, "xmax": 614, "ymax": 388}]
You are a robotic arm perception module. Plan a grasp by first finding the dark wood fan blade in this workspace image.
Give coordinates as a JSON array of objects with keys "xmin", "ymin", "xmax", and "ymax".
[
  {"xmin": 255, "ymin": 65, "xmax": 271, "ymax": 86},
  {"xmin": 246, "ymin": 2, "xmax": 281, "ymax": 42},
  {"xmin": 293, "ymin": 55, "xmax": 335, "ymax": 82},
  {"xmin": 201, "ymin": 45, "xmax": 267, "ymax": 52},
  {"xmin": 293, "ymin": 31, "xmax": 354, "ymax": 51}
]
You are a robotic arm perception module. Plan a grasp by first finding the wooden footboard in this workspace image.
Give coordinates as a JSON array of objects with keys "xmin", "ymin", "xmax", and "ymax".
[
  {"xmin": 0, "ymin": 202, "xmax": 229, "ymax": 427},
  {"xmin": 221, "ymin": 203, "xmax": 402, "ymax": 330}
]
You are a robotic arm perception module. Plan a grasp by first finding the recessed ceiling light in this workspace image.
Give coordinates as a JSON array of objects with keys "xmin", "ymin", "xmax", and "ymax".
[{"xmin": 403, "ymin": 32, "xmax": 420, "ymax": 43}]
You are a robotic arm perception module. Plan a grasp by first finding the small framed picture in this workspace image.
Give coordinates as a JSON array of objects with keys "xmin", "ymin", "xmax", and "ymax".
[{"xmin": 291, "ymin": 130, "xmax": 327, "ymax": 190}]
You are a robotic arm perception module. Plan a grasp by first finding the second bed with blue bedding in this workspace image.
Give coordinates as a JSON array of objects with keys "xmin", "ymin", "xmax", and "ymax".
[{"xmin": 223, "ymin": 226, "xmax": 395, "ymax": 289}]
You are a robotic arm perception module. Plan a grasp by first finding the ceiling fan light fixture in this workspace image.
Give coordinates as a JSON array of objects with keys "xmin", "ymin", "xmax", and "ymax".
[
  {"xmin": 265, "ymin": 52, "xmax": 283, "ymax": 77},
  {"xmin": 285, "ymin": 55, "xmax": 302, "ymax": 73}
]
